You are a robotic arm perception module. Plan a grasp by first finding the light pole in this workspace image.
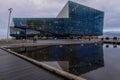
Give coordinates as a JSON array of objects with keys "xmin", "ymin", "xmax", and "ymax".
[{"xmin": 7, "ymin": 8, "xmax": 13, "ymax": 41}]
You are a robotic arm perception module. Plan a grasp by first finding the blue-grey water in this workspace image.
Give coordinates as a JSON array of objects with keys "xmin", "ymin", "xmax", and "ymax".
[
  {"xmin": 10, "ymin": 44, "xmax": 120, "ymax": 80},
  {"xmin": 81, "ymin": 44, "xmax": 120, "ymax": 80}
]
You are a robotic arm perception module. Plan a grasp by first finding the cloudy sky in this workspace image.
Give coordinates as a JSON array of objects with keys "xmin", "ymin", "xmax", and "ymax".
[{"xmin": 0, "ymin": 0, "xmax": 120, "ymax": 38}]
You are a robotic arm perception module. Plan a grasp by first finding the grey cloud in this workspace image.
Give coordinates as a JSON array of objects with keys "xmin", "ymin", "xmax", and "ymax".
[{"xmin": 0, "ymin": 0, "xmax": 120, "ymax": 38}]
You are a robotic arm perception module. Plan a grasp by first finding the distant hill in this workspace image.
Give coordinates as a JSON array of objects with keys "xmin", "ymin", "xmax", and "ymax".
[{"xmin": 102, "ymin": 31, "xmax": 120, "ymax": 38}]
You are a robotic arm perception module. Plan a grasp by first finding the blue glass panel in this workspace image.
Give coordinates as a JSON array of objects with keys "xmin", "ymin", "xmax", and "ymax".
[{"xmin": 69, "ymin": 1, "xmax": 104, "ymax": 35}]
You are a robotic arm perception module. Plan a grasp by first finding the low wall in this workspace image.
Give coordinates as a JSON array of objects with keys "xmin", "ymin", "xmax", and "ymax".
[{"xmin": 1, "ymin": 47, "xmax": 86, "ymax": 80}]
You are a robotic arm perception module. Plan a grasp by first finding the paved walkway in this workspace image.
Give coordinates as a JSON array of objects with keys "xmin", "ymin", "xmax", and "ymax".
[
  {"xmin": 1, "ymin": 39, "xmax": 102, "ymax": 48},
  {"xmin": 0, "ymin": 49, "xmax": 65, "ymax": 80}
]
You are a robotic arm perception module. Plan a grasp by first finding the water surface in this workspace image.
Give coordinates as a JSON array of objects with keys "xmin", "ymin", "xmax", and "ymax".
[{"xmin": 10, "ymin": 44, "xmax": 120, "ymax": 80}]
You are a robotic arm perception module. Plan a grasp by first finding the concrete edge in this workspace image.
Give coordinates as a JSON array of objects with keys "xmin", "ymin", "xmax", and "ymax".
[{"xmin": 0, "ymin": 47, "xmax": 86, "ymax": 80}]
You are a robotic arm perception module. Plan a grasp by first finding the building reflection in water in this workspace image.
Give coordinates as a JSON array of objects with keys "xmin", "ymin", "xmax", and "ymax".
[{"xmin": 11, "ymin": 44, "xmax": 104, "ymax": 75}]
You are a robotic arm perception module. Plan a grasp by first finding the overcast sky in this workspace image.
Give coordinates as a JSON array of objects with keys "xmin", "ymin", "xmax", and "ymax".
[{"xmin": 0, "ymin": 0, "xmax": 120, "ymax": 38}]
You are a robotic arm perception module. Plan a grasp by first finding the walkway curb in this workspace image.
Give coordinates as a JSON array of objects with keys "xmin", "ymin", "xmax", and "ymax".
[{"xmin": 1, "ymin": 47, "xmax": 86, "ymax": 80}]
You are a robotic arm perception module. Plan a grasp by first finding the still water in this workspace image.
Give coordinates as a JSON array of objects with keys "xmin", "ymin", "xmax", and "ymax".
[{"xmin": 10, "ymin": 44, "xmax": 120, "ymax": 80}]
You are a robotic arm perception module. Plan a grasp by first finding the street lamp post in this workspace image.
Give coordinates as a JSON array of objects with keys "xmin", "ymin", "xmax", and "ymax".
[{"xmin": 7, "ymin": 8, "xmax": 13, "ymax": 41}]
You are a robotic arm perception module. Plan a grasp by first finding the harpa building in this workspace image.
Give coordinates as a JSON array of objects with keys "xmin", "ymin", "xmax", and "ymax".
[{"xmin": 10, "ymin": 1, "xmax": 104, "ymax": 39}]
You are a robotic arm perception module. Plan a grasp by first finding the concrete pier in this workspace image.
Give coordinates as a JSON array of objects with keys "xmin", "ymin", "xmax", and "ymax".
[
  {"xmin": 0, "ymin": 39, "xmax": 102, "ymax": 47},
  {"xmin": 1, "ymin": 47, "xmax": 86, "ymax": 80},
  {"xmin": 0, "ymin": 39, "xmax": 88, "ymax": 80}
]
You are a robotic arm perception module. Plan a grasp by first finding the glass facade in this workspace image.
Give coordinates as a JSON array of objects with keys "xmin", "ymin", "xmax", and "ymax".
[
  {"xmin": 69, "ymin": 1, "xmax": 104, "ymax": 36},
  {"xmin": 10, "ymin": 1, "xmax": 104, "ymax": 39}
]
